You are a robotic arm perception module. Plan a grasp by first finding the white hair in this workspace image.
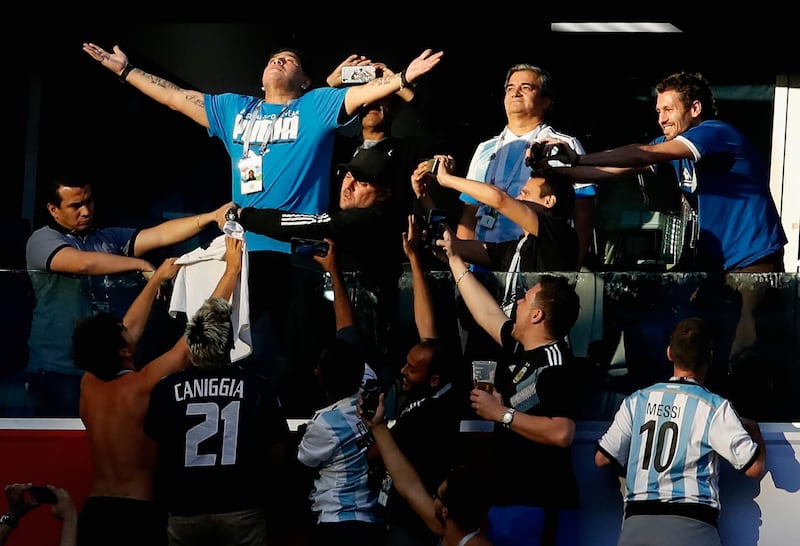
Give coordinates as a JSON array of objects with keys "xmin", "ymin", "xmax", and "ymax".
[{"xmin": 185, "ymin": 297, "xmax": 234, "ymax": 369}]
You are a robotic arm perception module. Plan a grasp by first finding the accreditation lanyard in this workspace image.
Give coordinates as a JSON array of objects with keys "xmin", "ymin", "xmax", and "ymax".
[
  {"xmin": 501, "ymin": 236, "xmax": 527, "ymax": 317},
  {"xmin": 241, "ymin": 100, "xmax": 293, "ymax": 158}
]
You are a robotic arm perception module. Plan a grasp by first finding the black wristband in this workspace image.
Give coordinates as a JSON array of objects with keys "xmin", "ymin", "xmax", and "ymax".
[
  {"xmin": 399, "ymin": 70, "xmax": 416, "ymax": 90},
  {"xmin": 225, "ymin": 206, "xmax": 240, "ymax": 222},
  {"xmin": 119, "ymin": 63, "xmax": 134, "ymax": 83},
  {"xmin": 574, "ymin": 153, "xmax": 581, "ymax": 166},
  {"xmin": 0, "ymin": 512, "xmax": 18, "ymax": 529}
]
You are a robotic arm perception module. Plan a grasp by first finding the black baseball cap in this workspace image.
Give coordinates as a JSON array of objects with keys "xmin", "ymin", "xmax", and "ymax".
[{"xmin": 337, "ymin": 148, "xmax": 401, "ymax": 191}]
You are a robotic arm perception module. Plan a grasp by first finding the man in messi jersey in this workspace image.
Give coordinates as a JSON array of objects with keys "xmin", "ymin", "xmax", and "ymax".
[
  {"xmin": 82, "ymin": 41, "xmax": 443, "ymax": 415},
  {"xmin": 595, "ymin": 317, "xmax": 767, "ymax": 546}
]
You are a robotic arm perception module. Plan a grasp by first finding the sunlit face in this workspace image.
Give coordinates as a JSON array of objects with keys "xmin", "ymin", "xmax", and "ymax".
[
  {"xmin": 503, "ymin": 70, "xmax": 550, "ymax": 118},
  {"xmin": 47, "ymin": 185, "xmax": 94, "ymax": 233},
  {"xmin": 399, "ymin": 344, "xmax": 433, "ymax": 392},
  {"xmin": 338, "ymin": 172, "xmax": 388, "ymax": 210},
  {"xmin": 359, "ymin": 97, "xmax": 394, "ymax": 130},
  {"xmin": 262, "ymin": 50, "xmax": 308, "ymax": 91},
  {"xmin": 512, "ymin": 283, "xmax": 543, "ymax": 338},
  {"xmin": 517, "ymin": 177, "xmax": 549, "ymax": 206},
  {"xmin": 656, "ymin": 89, "xmax": 697, "ymax": 140}
]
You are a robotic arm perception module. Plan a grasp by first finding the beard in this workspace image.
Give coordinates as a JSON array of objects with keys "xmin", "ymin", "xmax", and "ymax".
[{"xmin": 403, "ymin": 380, "xmax": 433, "ymax": 399}]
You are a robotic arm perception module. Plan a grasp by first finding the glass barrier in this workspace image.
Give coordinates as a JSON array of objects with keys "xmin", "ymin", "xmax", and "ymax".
[{"xmin": 1, "ymin": 268, "xmax": 797, "ymax": 421}]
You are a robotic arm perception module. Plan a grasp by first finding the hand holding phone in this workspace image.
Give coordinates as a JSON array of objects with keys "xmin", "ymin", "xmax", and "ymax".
[
  {"xmin": 290, "ymin": 237, "xmax": 330, "ymax": 271},
  {"xmin": 361, "ymin": 379, "xmax": 382, "ymax": 420},
  {"xmin": 425, "ymin": 157, "xmax": 440, "ymax": 175},
  {"xmin": 341, "ymin": 65, "xmax": 376, "ymax": 84},
  {"xmin": 291, "ymin": 238, "xmax": 330, "ymax": 258},
  {"xmin": 421, "ymin": 208, "xmax": 448, "ymax": 248}
]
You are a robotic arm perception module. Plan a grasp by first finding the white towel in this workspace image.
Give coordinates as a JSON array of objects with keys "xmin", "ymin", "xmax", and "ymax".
[{"xmin": 169, "ymin": 233, "xmax": 252, "ymax": 362}]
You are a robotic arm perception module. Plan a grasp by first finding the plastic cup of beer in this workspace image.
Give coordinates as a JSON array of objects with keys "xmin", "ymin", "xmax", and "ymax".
[{"xmin": 472, "ymin": 360, "xmax": 497, "ymax": 392}]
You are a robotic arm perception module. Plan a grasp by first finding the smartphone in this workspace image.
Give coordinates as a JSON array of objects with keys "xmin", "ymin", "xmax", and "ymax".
[
  {"xmin": 29, "ymin": 485, "xmax": 57, "ymax": 504},
  {"xmin": 290, "ymin": 238, "xmax": 330, "ymax": 258},
  {"xmin": 425, "ymin": 157, "xmax": 440, "ymax": 175},
  {"xmin": 361, "ymin": 379, "xmax": 382, "ymax": 420},
  {"xmin": 290, "ymin": 237, "xmax": 329, "ymax": 271},
  {"xmin": 341, "ymin": 65, "xmax": 376, "ymax": 84},
  {"xmin": 422, "ymin": 208, "xmax": 449, "ymax": 247}
]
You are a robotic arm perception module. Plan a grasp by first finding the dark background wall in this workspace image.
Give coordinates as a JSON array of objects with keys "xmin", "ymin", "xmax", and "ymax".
[{"xmin": 10, "ymin": 18, "xmax": 795, "ymax": 234}]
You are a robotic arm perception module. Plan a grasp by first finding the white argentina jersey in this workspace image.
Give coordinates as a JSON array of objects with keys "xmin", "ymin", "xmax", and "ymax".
[
  {"xmin": 598, "ymin": 378, "xmax": 758, "ymax": 510},
  {"xmin": 297, "ymin": 396, "xmax": 379, "ymax": 524}
]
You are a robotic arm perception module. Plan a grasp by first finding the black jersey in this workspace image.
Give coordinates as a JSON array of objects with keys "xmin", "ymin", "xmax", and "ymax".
[
  {"xmin": 385, "ymin": 381, "xmax": 464, "ymax": 542},
  {"xmin": 485, "ymin": 212, "xmax": 579, "ymax": 273},
  {"xmin": 238, "ymin": 199, "xmax": 407, "ymax": 276},
  {"xmin": 144, "ymin": 365, "xmax": 290, "ymax": 516},
  {"xmin": 490, "ymin": 320, "xmax": 581, "ymax": 509}
]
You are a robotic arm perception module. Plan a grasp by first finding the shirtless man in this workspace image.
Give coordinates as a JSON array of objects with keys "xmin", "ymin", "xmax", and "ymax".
[{"xmin": 71, "ymin": 237, "xmax": 243, "ymax": 546}]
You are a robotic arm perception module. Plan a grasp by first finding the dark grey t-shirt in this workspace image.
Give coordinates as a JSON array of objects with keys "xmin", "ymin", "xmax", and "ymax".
[{"xmin": 26, "ymin": 225, "xmax": 135, "ymax": 375}]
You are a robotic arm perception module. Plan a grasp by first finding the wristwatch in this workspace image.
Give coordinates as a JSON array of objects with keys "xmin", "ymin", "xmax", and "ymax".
[
  {"xmin": 501, "ymin": 408, "xmax": 516, "ymax": 429},
  {"xmin": 0, "ymin": 512, "xmax": 18, "ymax": 529},
  {"xmin": 225, "ymin": 206, "xmax": 240, "ymax": 222}
]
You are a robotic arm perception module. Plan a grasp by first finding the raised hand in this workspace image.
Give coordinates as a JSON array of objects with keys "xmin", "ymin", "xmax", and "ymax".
[
  {"xmin": 403, "ymin": 49, "xmax": 444, "ymax": 84},
  {"xmin": 533, "ymin": 138, "xmax": 579, "ymax": 168},
  {"xmin": 313, "ymin": 238, "xmax": 337, "ymax": 273},
  {"xmin": 49, "ymin": 486, "xmax": 77, "ymax": 522},
  {"xmin": 357, "ymin": 391, "xmax": 386, "ymax": 428},
  {"xmin": 402, "ymin": 215, "xmax": 420, "ymax": 260},
  {"xmin": 152, "ymin": 257, "xmax": 180, "ymax": 284},
  {"xmin": 3, "ymin": 483, "xmax": 37, "ymax": 516},
  {"xmin": 434, "ymin": 226, "xmax": 457, "ymax": 264},
  {"xmin": 223, "ymin": 237, "xmax": 244, "ymax": 272},
  {"xmin": 82, "ymin": 43, "xmax": 129, "ymax": 76},
  {"xmin": 410, "ymin": 159, "xmax": 434, "ymax": 198}
]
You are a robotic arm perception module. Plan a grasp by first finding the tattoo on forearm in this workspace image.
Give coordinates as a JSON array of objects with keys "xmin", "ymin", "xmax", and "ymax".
[
  {"xmin": 146, "ymin": 74, "xmax": 181, "ymax": 91},
  {"xmin": 374, "ymin": 76, "xmax": 395, "ymax": 87},
  {"xmin": 141, "ymin": 73, "xmax": 203, "ymax": 107},
  {"xmin": 187, "ymin": 94, "xmax": 205, "ymax": 108}
]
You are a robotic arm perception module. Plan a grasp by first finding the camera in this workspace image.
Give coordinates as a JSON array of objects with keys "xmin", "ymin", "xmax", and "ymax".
[
  {"xmin": 525, "ymin": 142, "xmax": 562, "ymax": 171},
  {"xmin": 525, "ymin": 141, "xmax": 548, "ymax": 168},
  {"xmin": 341, "ymin": 65, "xmax": 376, "ymax": 84},
  {"xmin": 361, "ymin": 379, "xmax": 381, "ymax": 419},
  {"xmin": 421, "ymin": 208, "xmax": 448, "ymax": 247}
]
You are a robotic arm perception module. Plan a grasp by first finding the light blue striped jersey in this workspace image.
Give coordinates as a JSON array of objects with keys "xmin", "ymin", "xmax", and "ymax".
[
  {"xmin": 463, "ymin": 123, "xmax": 595, "ymax": 244},
  {"xmin": 297, "ymin": 395, "xmax": 379, "ymax": 524},
  {"xmin": 597, "ymin": 378, "xmax": 758, "ymax": 510}
]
